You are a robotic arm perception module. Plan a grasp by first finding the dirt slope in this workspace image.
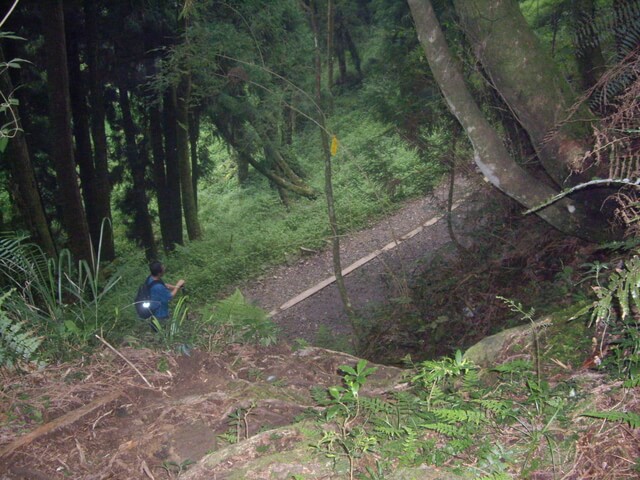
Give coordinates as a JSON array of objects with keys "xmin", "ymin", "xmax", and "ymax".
[{"xmin": 0, "ymin": 345, "xmax": 407, "ymax": 480}]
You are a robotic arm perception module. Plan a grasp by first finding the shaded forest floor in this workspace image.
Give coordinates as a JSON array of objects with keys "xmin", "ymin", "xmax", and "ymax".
[{"xmin": 1, "ymin": 324, "xmax": 637, "ymax": 479}]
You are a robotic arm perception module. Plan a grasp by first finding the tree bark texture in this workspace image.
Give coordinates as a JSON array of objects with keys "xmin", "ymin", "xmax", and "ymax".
[
  {"xmin": 118, "ymin": 85, "xmax": 157, "ymax": 260},
  {"xmin": 407, "ymin": 0, "xmax": 613, "ymax": 242},
  {"xmin": 149, "ymin": 104, "xmax": 174, "ymax": 252},
  {"xmin": 163, "ymin": 88, "xmax": 184, "ymax": 246},
  {"xmin": 176, "ymin": 73, "xmax": 202, "ymax": 240},
  {"xmin": 42, "ymin": 0, "xmax": 93, "ymax": 262},
  {"xmin": 65, "ymin": 11, "xmax": 101, "ymax": 251},
  {"xmin": 327, "ymin": 0, "xmax": 334, "ymax": 89},
  {"xmin": 84, "ymin": 0, "xmax": 115, "ymax": 261},
  {"xmin": 0, "ymin": 49, "xmax": 56, "ymax": 257},
  {"xmin": 453, "ymin": 0, "xmax": 594, "ymax": 186},
  {"xmin": 188, "ymin": 110, "xmax": 200, "ymax": 210}
]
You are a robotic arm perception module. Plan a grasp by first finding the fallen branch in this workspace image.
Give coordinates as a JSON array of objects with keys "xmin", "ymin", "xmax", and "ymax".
[
  {"xmin": 95, "ymin": 335, "xmax": 154, "ymax": 389},
  {"xmin": 0, "ymin": 389, "xmax": 122, "ymax": 458},
  {"xmin": 523, "ymin": 178, "xmax": 640, "ymax": 215}
]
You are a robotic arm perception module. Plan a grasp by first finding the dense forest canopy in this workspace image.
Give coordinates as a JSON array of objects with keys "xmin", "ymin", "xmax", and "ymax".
[{"xmin": 0, "ymin": 0, "xmax": 638, "ymax": 257}]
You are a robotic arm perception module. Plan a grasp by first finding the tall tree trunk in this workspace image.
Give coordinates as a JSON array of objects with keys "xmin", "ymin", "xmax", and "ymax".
[
  {"xmin": 163, "ymin": 88, "xmax": 184, "ymax": 246},
  {"xmin": 236, "ymin": 149, "xmax": 249, "ymax": 184},
  {"xmin": 0, "ymin": 48, "xmax": 56, "ymax": 257},
  {"xmin": 118, "ymin": 85, "xmax": 157, "ymax": 260},
  {"xmin": 188, "ymin": 109, "xmax": 200, "ymax": 210},
  {"xmin": 65, "ymin": 10, "xmax": 101, "ymax": 251},
  {"xmin": 407, "ymin": 0, "xmax": 614, "ymax": 243},
  {"xmin": 335, "ymin": 25, "xmax": 347, "ymax": 84},
  {"xmin": 327, "ymin": 0, "xmax": 334, "ymax": 89},
  {"xmin": 84, "ymin": 0, "xmax": 115, "ymax": 261},
  {"xmin": 453, "ymin": 0, "xmax": 595, "ymax": 187},
  {"xmin": 42, "ymin": 0, "xmax": 93, "ymax": 262},
  {"xmin": 176, "ymin": 74, "xmax": 202, "ymax": 240},
  {"xmin": 149, "ymin": 103, "xmax": 174, "ymax": 252},
  {"xmin": 344, "ymin": 27, "xmax": 362, "ymax": 78},
  {"xmin": 309, "ymin": 0, "xmax": 357, "ymax": 332}
]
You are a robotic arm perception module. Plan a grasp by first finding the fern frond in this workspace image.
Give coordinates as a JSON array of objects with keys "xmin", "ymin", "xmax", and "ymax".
[
  {"xmin": 581, "ymin": 410, "xmax": 640, "ymax": 428},
  {"xmin": 433, "ymin": 408, "xmax": 486, "ymax": 425},
  {"xmin": 208, "ymin": 289, "xmax": 278, "ymax": 345},
  {"xmin": 393, "ymin": 392, "xmax": 425, "ymax": 416},
  {"xmin": 360, "ymin": 396, "xmax": 395, "ymax": 415},
  {"xmin": 474, "ymin": 399, "xmax": 514, "ymax": 420},
  {"xmin": 492, "ymin": 359, "xmax": 533, "ymax": 375},
  {"xmin": 420, "ymin": 422, "xmax": 464, "ymax": 438},
  {"xmin": 372, "ymin": 421, "xmax": 403, "ymax": 439},
  {"xmin": 462, "ymin": 368, "xmax": 480, "ymax": 389}
]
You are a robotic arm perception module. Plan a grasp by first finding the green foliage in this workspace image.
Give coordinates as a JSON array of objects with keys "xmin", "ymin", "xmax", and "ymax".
[
  {"xmin": 310, "ymin": 348, "xmax": 586, "ymax": 478},
  {"xmin": 570, "ymin": 255, "xmax": 640, "ymax": 385},
  {"xmin": 314, "ymin": 360, "xmax": 378, "ymax": 479},
  {"xmin": 0, "ymin": 290, "xmax": 42, "ymax": 368},
  {"xmin": 199, "ymin": 289, "xmax": 277, "ymax": 347},
  {"xmin": 581, "ymin": 410, "xmax": 640, "ymax": 429},
  {"xmin": 0, "ymin": 233, "xmax": 121, "ymax": 360},
  {"xmin": 151, "ymin": 295, "xmax": 191, "ymax": 351}
]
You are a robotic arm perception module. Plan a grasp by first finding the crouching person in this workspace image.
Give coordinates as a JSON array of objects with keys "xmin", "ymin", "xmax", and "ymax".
[{"xmin": 147, "ymin": 261, "xmax": 185, "ymax": 330}]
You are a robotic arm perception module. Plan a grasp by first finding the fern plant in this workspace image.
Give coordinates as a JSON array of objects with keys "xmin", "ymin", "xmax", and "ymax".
[
  {"xmin": 581, "ymin": 410, "xmax": 640, "ymax": 429},
  {"xmin": 571, "ymin": 254, "xmax": 640, "ymax": 386},
  {"xmin": 0, "ymin": 230, "xmax": 121, "ymax": 357},
  {"xmin": 0, "ymin": 290, "xmax": 42, "ymax": 368},
  {"xmin": 201, "ymin": 288, "xmax": 278, "ymax": 346}
]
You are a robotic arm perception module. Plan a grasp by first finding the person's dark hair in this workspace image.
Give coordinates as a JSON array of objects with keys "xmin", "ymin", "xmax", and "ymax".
[{"xmin": 149, "ymin": 261, "xmax": 164, "ymax": 277}]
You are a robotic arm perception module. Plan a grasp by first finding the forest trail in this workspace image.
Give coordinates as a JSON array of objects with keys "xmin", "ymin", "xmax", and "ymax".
[{"xmin": 240, "ymin": 174, "xmax": 484, "ymax": 343}]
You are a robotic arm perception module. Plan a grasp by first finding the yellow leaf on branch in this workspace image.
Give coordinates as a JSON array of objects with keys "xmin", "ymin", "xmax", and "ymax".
[{"xmin": 330, "ymin": 135, "xmax": 339, "ymax": 156}]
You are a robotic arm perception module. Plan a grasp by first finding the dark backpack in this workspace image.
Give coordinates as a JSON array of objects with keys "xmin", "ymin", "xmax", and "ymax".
[{"xmin": 134, "ymin": 278, "xmax": 162, "ymax": 319}]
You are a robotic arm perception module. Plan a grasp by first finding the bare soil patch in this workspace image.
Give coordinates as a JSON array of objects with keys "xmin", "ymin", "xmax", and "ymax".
[{"xmin": 0, "ymin": 345, "xmax": 403, "ymax": 479}]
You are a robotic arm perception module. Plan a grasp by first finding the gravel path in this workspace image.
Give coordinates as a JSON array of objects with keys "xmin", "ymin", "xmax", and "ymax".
[{"xmin": 239, "ymin": 175, "xmax": 484, "ymax": 343}]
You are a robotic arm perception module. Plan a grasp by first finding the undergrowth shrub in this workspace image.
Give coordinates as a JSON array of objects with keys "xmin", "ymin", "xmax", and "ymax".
[
  {"xmin": 0, "ymin": 290, "xmax": 42, "ymax": 368},
  {"xmin": 197, "ymin": 289, "xmax": 278, "ymax": 348},
  {"xmin": 0, "ymin": 233, "xmax": 121, "ymax": 361},
  {"xmin": 313, "ymin": 349, "xmax": 582, "ymax": 479},
  {"xmin": 572, "ymin": 253, "xmax": 640, "ymax": 387}
]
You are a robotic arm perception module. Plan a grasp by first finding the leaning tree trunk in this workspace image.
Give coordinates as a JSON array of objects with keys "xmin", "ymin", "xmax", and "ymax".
[
  {"xmin": 0, "ymin": 48, "xmax": 56, "ymax": 258},
  {"xmin": 453, "ymin": 0, "xmax": 595, "ymax": 186},
  {"xmin": 327, "ymin": 0, "xmax": 334, "ymax": 89},
  {"xmin": 407, "ymin": 0, "xmax": 613, "ymax": 243},
  {"xmin": 84, "ymin": 0, "xmax": 115, "ymax": 261},
  {"xmin": 42, "ymin": 0, "xmax": 93, "ymax": 262},
  {"xmin": 119, "ymin": 85, "xmax": 157, "ymax": 260}
]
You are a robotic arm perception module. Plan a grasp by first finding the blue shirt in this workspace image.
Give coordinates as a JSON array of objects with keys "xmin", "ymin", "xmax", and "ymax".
[{"xmin": 148, "ymin": 277, "xmax": 172, "ymax": 319}]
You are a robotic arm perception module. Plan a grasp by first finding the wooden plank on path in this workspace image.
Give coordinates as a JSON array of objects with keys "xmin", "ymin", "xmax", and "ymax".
[{"xmin": 268, "ymin": 200, "xmax": 463, "ymax": 316}]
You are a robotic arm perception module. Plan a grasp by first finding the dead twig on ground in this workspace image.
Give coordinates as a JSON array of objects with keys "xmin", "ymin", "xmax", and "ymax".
[{"xmin": 95, "ymin": 335, "xmax": 154, "ymax": 389}]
